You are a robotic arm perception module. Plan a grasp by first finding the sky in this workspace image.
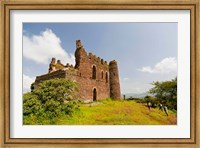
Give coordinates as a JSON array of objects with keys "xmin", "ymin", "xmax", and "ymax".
[{"xmin": 23, "ymin": 23, "xmax": 177, "ymax": 94}]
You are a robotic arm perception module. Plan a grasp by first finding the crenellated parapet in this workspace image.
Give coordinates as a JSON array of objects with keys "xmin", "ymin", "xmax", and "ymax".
[
  {"xmin": 88, "ymin": 52, "xmax": 96, "ymax": 60},
  {"xmin": 48, "ymin": 40, "xmax": 110, "ymax": 78},
  {"xmin": 88, "ymin": 52, "xmax": 108, "ymax": 67},
  {"xmin": 65, "ymin": 63, "xmax": 74, "ymax": 68}
]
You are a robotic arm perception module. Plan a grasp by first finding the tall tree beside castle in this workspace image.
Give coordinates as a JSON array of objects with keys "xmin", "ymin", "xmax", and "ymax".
[{"xmin": 33, "ymin": 40, "xmax": 121, "ymax": 101}]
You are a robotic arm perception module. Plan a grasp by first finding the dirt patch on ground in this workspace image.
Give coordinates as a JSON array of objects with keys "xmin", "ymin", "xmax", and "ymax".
[
  {"xmin": 168, "ymin": 116, "xmax": 177, "ymax": 124},
  {"xmin": 82, "ymin": 102, "xmax": 103, "ymax": 107}
]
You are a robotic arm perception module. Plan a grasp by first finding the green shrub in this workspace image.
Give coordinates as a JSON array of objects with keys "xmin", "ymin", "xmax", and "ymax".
[
  {"xmin": 149, "ymin": 77, "xmax": 177, "ymax": 110},
  {"xmin": 23, "ymin": 78, "xmax": 80, "ymax": 124}
]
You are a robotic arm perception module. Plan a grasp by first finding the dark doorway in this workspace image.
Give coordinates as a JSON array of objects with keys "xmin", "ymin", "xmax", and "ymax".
[{"xmin": 93, "ymin": 88, "xmax": 97, "ymax": 101}]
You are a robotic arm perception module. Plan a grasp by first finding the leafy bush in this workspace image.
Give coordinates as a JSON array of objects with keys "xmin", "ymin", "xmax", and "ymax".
[
  {"xmin": 23, "ymin": 78, "xmax": 80, "ymax": 124},
  {"xmin": 23, "ymin": 93, "xmax": 42, "ymax": 115},
  {"xmin": 149, "ymin": 77, "xmax": 177, "ymax": 110},
  {"xmin": 143, "ymin": 96, "xmax": 159, "ymax": 108}
]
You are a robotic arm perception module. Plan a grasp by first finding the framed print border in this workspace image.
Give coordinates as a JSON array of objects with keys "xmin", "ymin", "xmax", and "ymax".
[{"xmin": 0, "ymin": 0, "xmax": 199, "ymax": 147}]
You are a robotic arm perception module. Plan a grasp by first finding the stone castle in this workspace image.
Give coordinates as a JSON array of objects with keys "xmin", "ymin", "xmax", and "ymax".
[{"xmin": 34, "ymin": 40, "xmax": 121, "ymax": 101}]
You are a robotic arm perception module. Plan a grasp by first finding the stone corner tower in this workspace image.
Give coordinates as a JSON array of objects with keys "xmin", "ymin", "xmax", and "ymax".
[
  {"xmin": 109, "ymin": 60, "xmax": 121, "ymax": 100},
  {"xmin": 75, "ymin": 39, "xmax": 87, "ymax": 69}
]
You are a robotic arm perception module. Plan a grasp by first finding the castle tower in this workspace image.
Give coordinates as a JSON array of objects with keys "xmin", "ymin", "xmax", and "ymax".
[
  {"xmin": 109, "ymin": 60, "xmax": 121, "ymax": 100},
  {"xmin": 75, "ymin": 40, "xmax": 87, "ymax": 69}
]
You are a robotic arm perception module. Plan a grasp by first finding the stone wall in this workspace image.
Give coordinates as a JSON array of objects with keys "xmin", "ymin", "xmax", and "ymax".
[{"xmin": 34, "ymin": 69, "xmax": 66, "ymax": 89}]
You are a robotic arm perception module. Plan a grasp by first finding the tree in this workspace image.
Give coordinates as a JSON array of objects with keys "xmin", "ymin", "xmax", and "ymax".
[
  {"xmin": 23, "ymin": 78, "xmax": 79, "ymax": 124},
  {"xmin": 149, "ymin": 77, "xmax": 177, "ymax": 110},
  {"xmin": 144, "ymin": 95, "xmax": 158, "ymax": 108}
]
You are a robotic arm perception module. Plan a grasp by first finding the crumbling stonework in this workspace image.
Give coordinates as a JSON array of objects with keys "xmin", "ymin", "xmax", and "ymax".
[{"xmin": 34, "ymin": 40, "xmax": 121, "ymax": 101}]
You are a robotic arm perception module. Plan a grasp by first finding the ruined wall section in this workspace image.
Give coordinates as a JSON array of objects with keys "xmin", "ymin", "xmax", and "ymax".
[
  {"xmin": 35, "ymin": 57, "xmax": 76, "ymax": 89},
  {"xmin": 34, "ymin": 69, "xmax": 67, "ymax": 89},
  {"xmin": 49, "ymin": 57, "xmax": 73, "ymax": 73}
]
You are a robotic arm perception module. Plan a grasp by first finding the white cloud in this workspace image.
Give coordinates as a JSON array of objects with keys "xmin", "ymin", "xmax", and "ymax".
[
  {"xmin": 123, "ymin": 77, "xmax": 129, "ymax": 81},
  {"xmin": 138, "ymin": 57, "xmax": 177, "ymax": 74},
  {"xmin": 23, "ymin": 29, "xmax": 75, "ymax": 65},
  {"xmin": 23, "ymin": 74, "xmax": 35, "ymax": 93}
]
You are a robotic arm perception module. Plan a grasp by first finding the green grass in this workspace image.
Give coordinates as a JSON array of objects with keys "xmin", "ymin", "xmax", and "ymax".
[{"xmin": 55, "ymin": 99, "xmax": 177, "ymax": 125}]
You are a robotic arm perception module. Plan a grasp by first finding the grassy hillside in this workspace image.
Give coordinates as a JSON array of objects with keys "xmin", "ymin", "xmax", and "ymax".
[{"xmin": 56, "ymin": 99, "xmax": 176, "ymax": 125}]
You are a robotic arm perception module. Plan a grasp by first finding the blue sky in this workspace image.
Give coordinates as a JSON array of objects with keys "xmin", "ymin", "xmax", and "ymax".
[{"xmin": 23, "ymin": 23, "xmax": 177, "ymax": 94}]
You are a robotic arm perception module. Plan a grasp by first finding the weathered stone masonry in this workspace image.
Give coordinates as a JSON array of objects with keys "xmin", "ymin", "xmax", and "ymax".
[{"xmin": 34, "ymin": 40, "xmax": 121, "ymax": 101}]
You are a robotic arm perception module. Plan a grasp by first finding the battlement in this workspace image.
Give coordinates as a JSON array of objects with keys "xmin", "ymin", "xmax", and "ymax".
[
  {"xmin": 48, "ymin": 40, "xmax": 114, "ymax": 78},
  {"xmin": 87, "ymin": 52, "xmax": 108, "ymax": 66}
]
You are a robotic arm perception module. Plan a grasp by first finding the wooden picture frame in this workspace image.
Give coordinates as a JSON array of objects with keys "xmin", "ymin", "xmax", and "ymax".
[{"xmin": 0, "ymin": 0, "xmax": 199, "ymax": 147}]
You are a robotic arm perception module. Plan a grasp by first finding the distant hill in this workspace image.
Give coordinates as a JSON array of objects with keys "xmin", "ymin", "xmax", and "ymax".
[{"xmin": 121, "ymin": 92, "xmax": 153, "ymax": 99}]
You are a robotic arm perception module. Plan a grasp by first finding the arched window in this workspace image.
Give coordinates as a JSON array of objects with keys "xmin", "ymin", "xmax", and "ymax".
[
  {"xmin": 106, "ymin": 72, "xmax": 108, "ymax": 83},
  {"xmin": 92, "ymin": 65, "xmax": 96, "ymax": 79},
  {"xmin": 93, "ymin": 88, "xmax": 97, "ymax": 101},
  {"xmin": 101, "ymin": 71, "xmax": 104, "ymax": 79}
]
